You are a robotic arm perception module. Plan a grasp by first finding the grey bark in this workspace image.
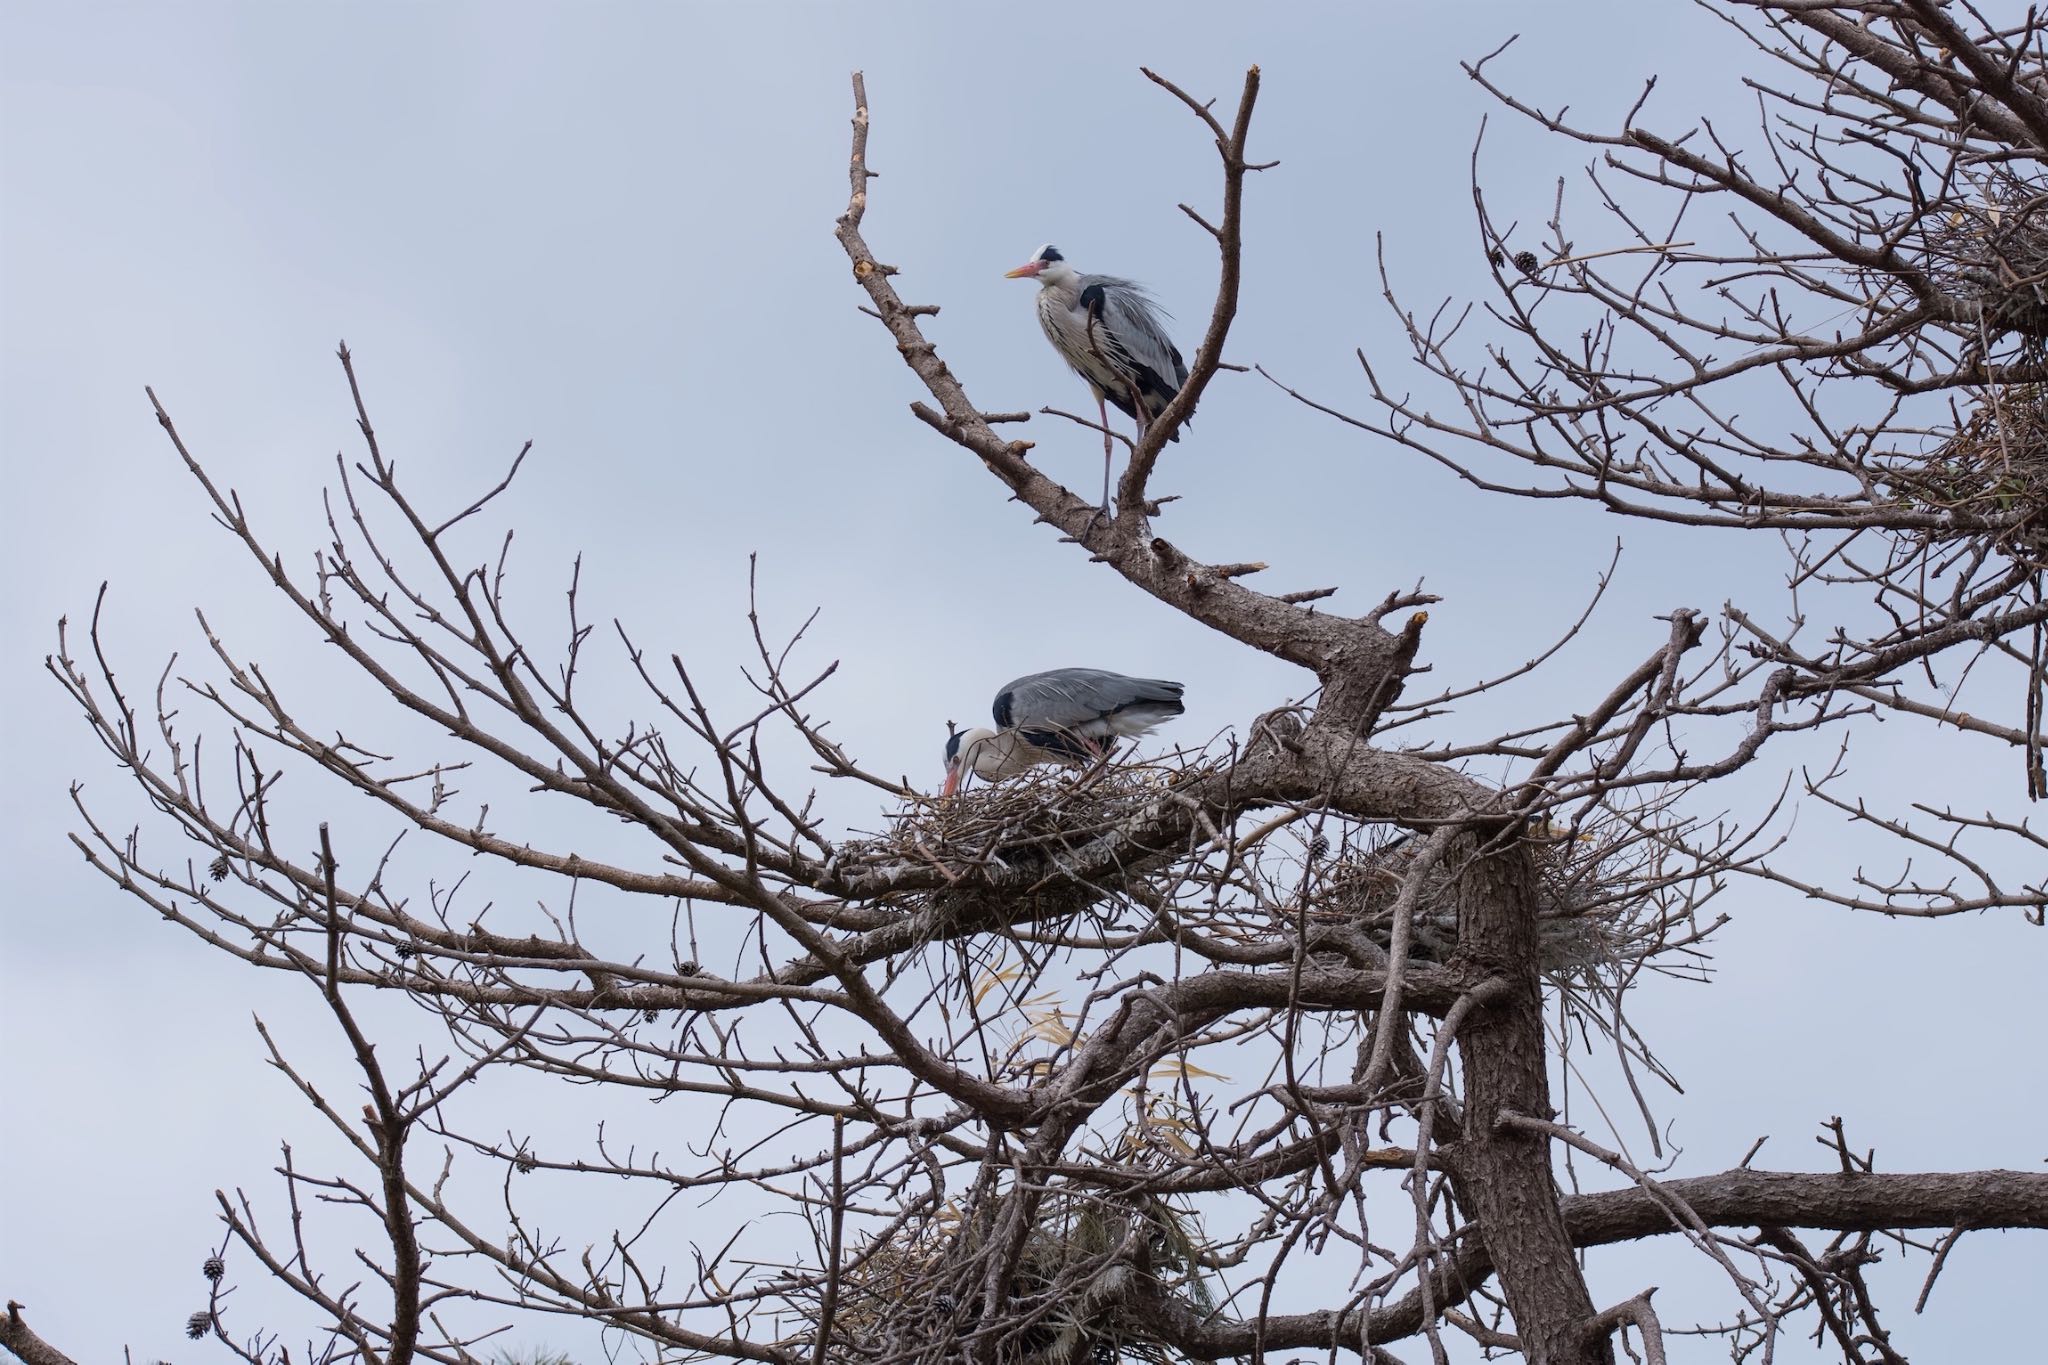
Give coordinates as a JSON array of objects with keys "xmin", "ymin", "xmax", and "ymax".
[{"xmin": 1, "ymin": 1304, "xmax": 79, "ymax": 1365}]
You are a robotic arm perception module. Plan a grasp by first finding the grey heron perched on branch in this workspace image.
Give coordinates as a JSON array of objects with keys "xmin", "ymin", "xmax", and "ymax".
[
  {"xmin": 942, "ymin": 667, "xmax": 1186, "ymax": 796},
  {"xmin": 1005, "ymin": 244, "xmax": 1191, "ymax": 513}
]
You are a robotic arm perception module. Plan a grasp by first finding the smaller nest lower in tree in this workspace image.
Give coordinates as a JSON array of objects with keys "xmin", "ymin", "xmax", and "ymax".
[
  {"xmin": 1310, "ymin": 821, "xmax": 1694, "ymax": 998},
  {"xmin": 1890, "ymin": 382, "xmax": 2048, "ymax": 565},
  {"xmin": 804, "ymin": 1192, "xmax": 1211, "ymax": 1364}
]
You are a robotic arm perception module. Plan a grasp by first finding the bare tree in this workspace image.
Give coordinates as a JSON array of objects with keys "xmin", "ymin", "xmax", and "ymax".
[{"xmin": 16, "ymin": 5, "xmax": 2048, "ymax": 1364}]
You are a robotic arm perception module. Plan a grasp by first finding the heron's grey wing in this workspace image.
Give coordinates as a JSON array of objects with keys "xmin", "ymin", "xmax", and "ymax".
[
  {"xmin": 995, "ymin": 668, "xmax": 1185, "ymax": 740},
  {"xmin": 991, "ymin": 671, "xmax": 1089, "ymax": 760},
  {"xmin": 1097, "ymin": 281, "xmax": 1188, "ymax": 390},
  {"xmin": 1080, "ymin": 277, "xmax": 1189, "ymax": 425},
  {"xmin": 996, "ymin": 668, "xmax": 1108, "ymax": 730}
]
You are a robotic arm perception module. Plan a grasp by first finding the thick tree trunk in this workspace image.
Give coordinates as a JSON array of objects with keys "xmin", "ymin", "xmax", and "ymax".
[{"xmin": 1448, "ymin": 837, "xmax": 1614, "ymax": 1365}]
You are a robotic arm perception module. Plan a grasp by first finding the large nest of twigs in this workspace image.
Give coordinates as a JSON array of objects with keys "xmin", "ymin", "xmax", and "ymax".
[
  {"xmin": 1892, "ymin": 383, "xmax": 2048, "ymax": 565},
  {"xmin": 845, "ymin": 755, "xmax": 1223, "ymax": 927},
  {"xmin": 892, "ymin": 758, "xmax": 1214, "ymax": 866},
  {"xmin": 803, "ymin": 1191, "xmax": 1211, "ymax": 1364},
  {"xmin": 1919, "ymin": 172, "xmax": 2048, "ymax": 345}
]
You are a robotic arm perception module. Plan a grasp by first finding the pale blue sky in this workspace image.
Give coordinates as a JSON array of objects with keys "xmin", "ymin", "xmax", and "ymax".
[{"xmin": 3, "ymin": 2, "xmax": 2040, "ymax": 1358}]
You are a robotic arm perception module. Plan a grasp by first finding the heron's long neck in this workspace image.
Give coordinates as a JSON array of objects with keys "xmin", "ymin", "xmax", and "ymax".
[{"xmin": 972, "ymin": 732, "xmax": 1038, "ymax": 780}]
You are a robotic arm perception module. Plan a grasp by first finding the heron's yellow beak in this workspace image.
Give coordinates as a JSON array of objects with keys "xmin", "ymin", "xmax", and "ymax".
[{"xmin": 1004, "ymin": 261, "xmax": 1043, "ymax": 279}]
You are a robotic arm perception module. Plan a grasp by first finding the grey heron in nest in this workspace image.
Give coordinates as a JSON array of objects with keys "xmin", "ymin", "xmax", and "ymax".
[{"xmin": 943, "ymin": 667, "xmax": 1186, "ymax": 796}]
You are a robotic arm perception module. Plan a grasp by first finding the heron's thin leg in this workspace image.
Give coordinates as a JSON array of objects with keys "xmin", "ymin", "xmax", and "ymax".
[{"xmin": 1097, "ymin": 393, "xmax": 1114, "ymax": 515}]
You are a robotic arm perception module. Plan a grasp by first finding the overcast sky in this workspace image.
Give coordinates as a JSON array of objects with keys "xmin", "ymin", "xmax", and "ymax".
[{"xmin": 3, "ymin": 2, "xmax": 2042, "ymax": 1359}]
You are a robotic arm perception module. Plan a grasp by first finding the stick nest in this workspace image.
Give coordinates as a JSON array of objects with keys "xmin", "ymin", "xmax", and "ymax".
[
  {"xmin": 803, "ymin": 1192, "xmax": 1211, "ymax": 1364},
  {"xmin": 848, "ymin": 753, "xmax": 1223, "ymax": 898},
  {"xmin": 1920, "ymin": 174, "xmax": 2048, "ymax": 345},
  {"xmin": 1892, "ymin": 382, "xmax": 2048, "ymax": 566},
  {"xmin": 1311, "ymin": 821, "xmax": 1694, "ymax": 996}
]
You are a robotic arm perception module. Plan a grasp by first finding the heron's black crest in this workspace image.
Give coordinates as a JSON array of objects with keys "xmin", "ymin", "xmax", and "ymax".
[
  {"xmin": 944, "ymin": 730, "xmax": 966, "ymax": 765},
  {"xmin": 1038, "ymin": 245, "xmax": 1063, "ymax": 263}
]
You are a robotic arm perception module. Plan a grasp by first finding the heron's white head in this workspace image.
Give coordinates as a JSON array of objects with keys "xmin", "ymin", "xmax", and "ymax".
[
  {"xmin": 941, "ymin": 727, "xmax": 1000, "ymax": 797},
  {"xmin": 1004, "ymin": 244, "xmax": 1075, "ymax": 286}
]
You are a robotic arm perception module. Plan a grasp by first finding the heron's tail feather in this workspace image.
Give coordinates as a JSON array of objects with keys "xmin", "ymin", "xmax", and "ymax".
[{"xmin": 1112, "ymin": 679, "xmax": 1186, "ymax": 731}]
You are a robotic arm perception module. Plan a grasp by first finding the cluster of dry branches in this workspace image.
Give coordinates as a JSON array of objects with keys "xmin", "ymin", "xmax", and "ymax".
[
  {"xmin": 14, "ymin": 5, "xmax": 2048, "ymax": 1365},
  {"xmin": 1282, "ymin": 0, "xmax": 2048, "ymax": 807}
]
